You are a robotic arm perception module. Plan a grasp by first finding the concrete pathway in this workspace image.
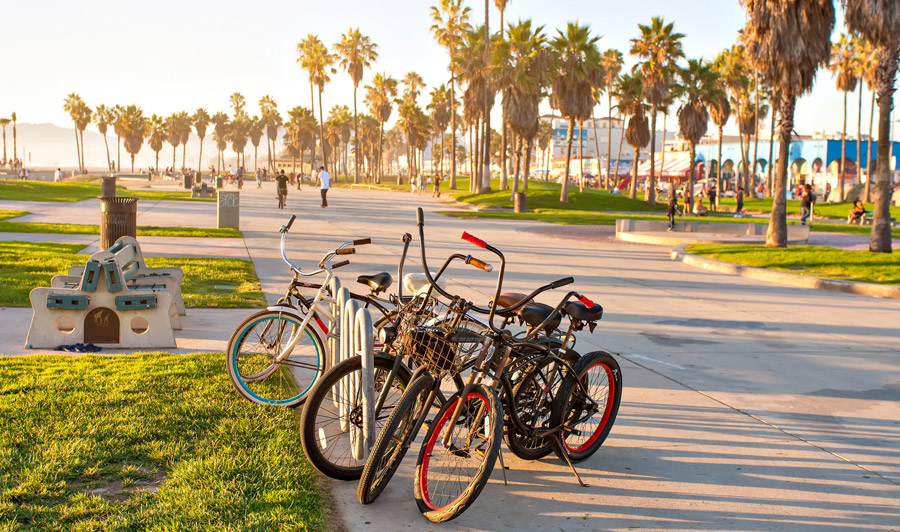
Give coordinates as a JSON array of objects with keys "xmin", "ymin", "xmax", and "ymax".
[{"xmin": 2, "ymin": 181, "xmax": 899, "ymax": 530}]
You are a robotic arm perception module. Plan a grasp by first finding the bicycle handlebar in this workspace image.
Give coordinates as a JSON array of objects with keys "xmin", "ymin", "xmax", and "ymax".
[
  {"xmin": 466, "ymin": 256, "xmax": 492, "ymax": 272},
  {"xmin": 335, "ymin": 247, "xmax": 356, "ymax": 256},
  {"xmin": 332, "ymin": 260, "xmax": 350, "ymax": 269},
  {"xmin": 461, "ymin": 231, "xmax": 487, "ymax": 249},
  {"xmin": 354, "ymin": 238, "xmax": 371, "ymax": 246},
  {"xmin": 285, "ymin": 214, "xmax": 296, "ymax": 231}
]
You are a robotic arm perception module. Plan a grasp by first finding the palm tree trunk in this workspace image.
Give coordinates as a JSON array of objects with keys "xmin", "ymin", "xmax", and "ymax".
[
  {"xmin": 80, "ymin": 129, "xmax": 86, "ymax": 172},
  {"xmin": 310, "ymin": 82, "xmax": 317, "ymax": 174},
  {"xmin": 561, "ymin": 117, "xmax": 574, "ymax": 202},
  {"xmin": 840, "ymin": 90, "xmax": 848, "ymax": 202},
  {"xmin": 500, "ymin": 117, "xmax": 508, "ymax": 190},
  {"xmin": 578, "ymin": 119, "xmax": 584, "ymax": 193},
  {"xmin": 865, "ymin": 89, "xmax": 876, "ymax": 202},
  {"xmin": 103, "ymin": 134, "xmax": 111, "ymax": 173},
  {"xmin": 450, "ymin": 76, "xmax": 457, "ymax": 190},
  {"xmin": 591, "ymin": 109, "xmax": 601, "ymax": 189},
  {"xmin": 753, "ymin": 71, "xmax": 760, "ymax": 190},
  {"xmin": 131, "ymin": 154, "xmax": 135, "ymax": 173},
  {"xmin": 198, "ymin": 138, "xmax": 204, "ymax": 179},
  {"xmin": 172, "ymin": 146, "xmax": 176, "ymax": 175},
  {"xmin": 629, "ymin": 148, "xmax": 639, "ymax": 199},
  {"xmin": 182, "ymin": 145, "xmax": 187, "ymax": 170},
  {"xmin": 766, "ymin": 93, "xmax": 795, "ymax": 248},
  {"xmin": 716, "ymin": 125, "xmax": 724, "ymax": 208},
  {"xmin": 738, "ymin": 131, "xmax": 747, "ymax": 193},
  {"xmin": 155, "ymin": 151, "xmax": 159, "ymax": 177},
  {"xmin": 317, "ymin": 88, "xmax": 327, "ymax": 171},
  {"xmin": 869, "ymin": 55, "xmax": 897, "ymax": 253},
  {"xmin": 688, "ymin": 142, "xmax": 696, "ymax": 209},
  {"xmin": 481, "ymin": 0, "xmax": 491, "ymax": 194},
  {"xmin": 768, "ymin": 103, "xmax": 777, "ymax": 198},
  {"xmin": 468, "ymin": 125, "xmax": 474, "ymax": 189},
  {"xmin": 73, "ymin": 123, "xmax": 81, "ymax": 172},
  {"xmin": 614, "ymin": 118, "xmax": 624, "ymax": 190},
  {"xmin": 378, "ymin": 121, "xmax": 384, "ymax": 183},
  {"xmin": 524, "ymin": 136, "xmax": 533, "ymax": 192},
  {"xmin": 606, "ymin": 94, "xmax": 613, "ymax": 189},
  {"xmin": 645, "ymin": 106, "xmax": 657, "ymax": 205},
  {"xmin": 857, "ymin": 85, "xmax": 863, "ymax": 186},
  {"xmin": 659, "ymin": 113, "xmax": 667, "ymax": 191},
  {"xmin": 513, "ymin": 135, "xmax": 522, "ymax": 194}
]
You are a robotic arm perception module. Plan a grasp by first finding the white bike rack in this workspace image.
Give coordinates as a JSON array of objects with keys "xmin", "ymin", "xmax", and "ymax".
[{"xmin": 352, "ymin": 307, "xmax": 375, "ymax": 460}]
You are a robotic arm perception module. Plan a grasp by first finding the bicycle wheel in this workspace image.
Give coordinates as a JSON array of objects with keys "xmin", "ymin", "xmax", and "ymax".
[
  {"xmin": 413, "ymin": 384, "xmax": 502, "ymax": 523},
  {"xmin": 504, "ymin": 356, "xmax": 568, "ymax": 461},
  {"xmin": 358, "ymin": 372, "xmax": 434, "ymax": 504},
  {"xmin": 300, "ymin": 354, "xmax": 412, "ymax": 480},
  {"xmin": 226, "ymin": 310, "xmax": 325, "ymax": 407},
  {"xmin": 549, "ymin": 350, "xmax": 622, "ymax": 463}
]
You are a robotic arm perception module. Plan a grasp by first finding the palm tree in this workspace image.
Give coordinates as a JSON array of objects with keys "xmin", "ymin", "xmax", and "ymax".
[
  {"xmin": 148, "ymin": 114, "xmax": 167, "ymax": 175},
  {"xmin": 249, "ymin": 116, "xmax": 264, "ymax": 171},
  {"xmin": 630, "ymin": 16, "xmax": 685, "ymax": 206},
  {"xmin": 427, "ymin": 84, "xmax": 452, "ymax": 181},
  {"xmin": 741, "ymin": 0, "xmax": 834, "ymax": 248},
  {"xmin": 297, "ymin": 36, "xmax": 323, "ymax": 174},
  {"xmin": 843, "ymin": 0, "xmax": 900, "ymax": 252},
  {"xmin": 600, "ymin": 49, "xmax": 624, "ymax": 189},
  {"xmin": 298, "ymin": 36, "xmax": 336, "ymax": 172},
  {"xmin": 714, "ymin": 45, "xmax": 751, "ymax": 192},
  {"xmin": 165, "ymin": 114, "xmax": 180, "ymax": 172},
  {"xmin": 708, "ymin": 92, "xmax": 731, "ymax": 208},
  {"xmin": 330, "ymin": 105, "xmax": 353, "ymax": 177},
  {"xmin": 403, "ymin": 71, "xmax": 425, "ymax": 104},
  {"xmin": 335, "ymin": 28, "xmax": 379, "ymax": 184},
  {"xmin": 259, "ymin": 95, "xmax": 278, "ymax": 172},
  {"xmin": 10, "ymin": 112, "xmax": 16, "ymax": 168},
  {"xmin": 211, "ymin": 112, "xmax": 230, "ymax": 173},
  {"xmin": 493, "ymin": 19, "xmax": 551, "ymax": 195},
  {"xmin": 172, "ymin": 111, "xmax": 192, "ymax": 170},
  {"xmin": 113, "ymin": 105, "xmax": 126, "ymax": 173},
  {"xmin": 193, "ymin": 108, "xmax": 210, "ymax": 178},
  {"xmin": 431, "ymin": 0, "xmax": 473, "ymax": 189},
  {"xmin": 493, "ymin": 0, "xmax": 512, "ymax": 190},
  {"xmin": 676, "ymin": 59, "xmax": 721, "ymax": 207},
  {"xmin": 94, "ymin": 104, "xmax": 115, "ymax": 172},
  {"xmin": 64, "ymin": 94, "xmax": 88, "ymax": 172},
  {"xmin": 827, "ymin": 33, "xmax": 858, "ymax": 203},
  {"xmin": 0, "ymin": 117, "xmax": 9, "ymax": 166},
  {"xmin": 456, "ymin": 26, "xmax": 493, "ymax": 191},
  {"xmin": 550, "ymin": 22, "xmax": 602, "ymax": 202},
  {"xmin": 365, "ymin": 72, "xmax": 398, "ymax": 183},
  {"xmin": 616, "ymin": 72, "xmax": 649, "ymax": 199},
  {"xmin": 229, "ymin": 93, "xmax": 246, "ymax": 119},
  {"xmin": 537, "ymin": 119, "xmax": 553, "ymax": 178},
  {"xmin": 858, "ymin": 40, "xmax": 878, "ymax": 201},
  {"xmin": 230, "ymin": 116, "xmax": 251, "ymax": 171},
  {"xmin": 121, "ymin": 105, "xmax": 148, "ymax": 172}
]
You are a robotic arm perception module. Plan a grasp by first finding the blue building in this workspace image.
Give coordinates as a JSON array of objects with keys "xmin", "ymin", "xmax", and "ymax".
[{"xmin": 693, "ymin": 137, "xmax": 900, "ymax": 192}]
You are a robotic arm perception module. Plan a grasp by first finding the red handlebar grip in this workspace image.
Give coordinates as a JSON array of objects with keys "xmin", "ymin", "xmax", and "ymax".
[
  {"xmin": 578, "ymin": 295, "xmax": 594, "ymax": 308},
  {"xmin": 461, "ymin": 231, "xmax": 487, "ymax": 249}
]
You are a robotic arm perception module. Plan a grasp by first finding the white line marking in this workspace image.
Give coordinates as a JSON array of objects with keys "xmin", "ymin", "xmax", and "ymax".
[{"xmin": 626, "ymin": 354, "xmax": 686, "ymax": 370}]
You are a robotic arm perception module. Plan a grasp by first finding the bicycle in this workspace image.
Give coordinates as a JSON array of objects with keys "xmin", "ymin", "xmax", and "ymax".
[
  {"xmin": 358, "ymin": 209, "xmax": 621, "ymax": 522},
  {"xmin": 298, "ymin": 232, "xmax": 491, "ymax": 479},
  {"xmin": 226, "ymin": 215, "xmax": 394, "ymax": 408}
]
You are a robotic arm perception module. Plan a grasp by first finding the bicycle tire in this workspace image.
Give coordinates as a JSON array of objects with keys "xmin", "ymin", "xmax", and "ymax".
[
  {"xmin": 226, "ymin": 310, "xmax": 326, "ymax": 407},
  {"xmin": 549, "ymin": 350, "xmax": 622, "ymax": 463},
  {"xmin": 504, "ymin": 355, "xmax": 568, "ymax": 461},
  {"xmin": 413, "ymin": 384, "xmax": 502, "ymax": 523},
  {"xmin": 300, "ymin": 354, "xmax": 412, "ymax": 480},
  {"xmin": 358, "ymin": 372, "xmax": 435, "ymax": 504}
]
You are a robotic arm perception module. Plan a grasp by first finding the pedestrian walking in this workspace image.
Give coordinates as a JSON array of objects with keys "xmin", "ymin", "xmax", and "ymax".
[
  {"xmin": 317, "ymin": 165, "xmax": 330, "ymax": 208},
  {"xmin": 54, "ymin": 168, "xmax": 61, "ymax": 182},
  {"xmin": 276, "ymin": 170, "xmax": 288, "ymax": 209},
  {"xmin": 256, "ymin": 168, "xmax": 263, "ymax": 189},
  {"xmin": 734, "ymin": 186, "xmax": 744, "ymax": 218},
  {"xmin": 800, "ymin": 184, "xmax": 815, "ymax": 225},
  {"xmin": 708, "ymin": 185, "xmax": 717, "ymax": 212},
  {"xmin": 432, "ymin": 175, "xmax": 442, "ymax": 198},
  {"xmin": 667, "ymin": 183, "xmax": 678, "ymax": 231}
]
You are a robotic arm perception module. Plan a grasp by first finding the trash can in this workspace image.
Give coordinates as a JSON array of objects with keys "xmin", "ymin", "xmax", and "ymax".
[
  {"xmin": 217, "ymin": 191, "xmax": 239, "ymax": 229},
  {"xmin": 513, "ymin": 192, "xmax": 527, "ymax": 213},
  {"xmin": 101, "ymin": 176, "xmax": 116, "ymax": 198},
  {"xmin": 183, "ymin": 175, "xmax": 192, "ymax": 189},
  {"xmin": 100, "ymin": 197, "xmax": 138, "ymax": 249},
  {"xmin": 216, "ymin": 176, "xmax": 224, "ymax": 189}
]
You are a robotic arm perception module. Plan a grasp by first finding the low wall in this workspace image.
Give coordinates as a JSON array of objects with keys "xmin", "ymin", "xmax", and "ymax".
[{"xmin": 615, "ymin": 219, "xmax": 810, "ymax": 239}]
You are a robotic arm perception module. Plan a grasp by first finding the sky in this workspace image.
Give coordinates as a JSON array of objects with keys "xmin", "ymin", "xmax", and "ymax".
[{"xmin": 0, "ymin": 0, "xmax": 889, "ymax": 140}]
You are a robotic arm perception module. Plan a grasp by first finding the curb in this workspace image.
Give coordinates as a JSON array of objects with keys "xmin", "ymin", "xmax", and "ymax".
[{"xmin": 670, "ymin": 244, "xmax": 900, "ymax": 300}]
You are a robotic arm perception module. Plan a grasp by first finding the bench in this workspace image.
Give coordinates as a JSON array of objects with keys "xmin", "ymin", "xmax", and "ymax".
[
  {"xmin": 191, "ymin": 183, "xmax": 216, "ymax": 198},
  {"xmin": 862, "ymin": 213, "xmax": 898, "ymax": 227},
  {"xmin": 63, "ymin": 237, "xmax": 185, "ymax": 316},
  {"xmin": 26, "ymin": 251, "xmax": 179, "ymax": 349}
]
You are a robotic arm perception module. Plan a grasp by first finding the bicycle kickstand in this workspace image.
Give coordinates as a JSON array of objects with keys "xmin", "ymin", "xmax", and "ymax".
[
  {"xmin": 557, "ymin": 434, "xmax": 589, "ymax": 487},
  {"xmin": 497, "ymin": 447, "xmax": 509, "ymax": 486}
]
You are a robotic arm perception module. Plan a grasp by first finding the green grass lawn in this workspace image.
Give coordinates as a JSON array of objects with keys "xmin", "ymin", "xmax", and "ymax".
[
  {"xmin": 0, "ymin": 353, "xmax": 329, "ymax": 531},
  {"xmin": 717, "ymin": 196, "xmax": 900, "ymax": 220},
  {"xmin": 0, "ymin": 210, "xmax": 242, "ymax": 238},
  {"xmin": 0, "ymin": 179, "xmax": 213, "ymax": 202},
  {"xmin": 438, "ymin": 208, "xmax": 900, "ymax": 239},
  {"xmin": 0, "ymin": 241, "xmax": 265, "ymax": 308},
  {"xmin": 687, "ymin": 244, "xmax": 900, "ymax": 285}
]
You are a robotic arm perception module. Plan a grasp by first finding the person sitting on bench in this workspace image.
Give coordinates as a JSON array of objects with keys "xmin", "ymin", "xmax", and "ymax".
[{"xmin": 847, "ymin": 199, "xmax": 866, "ymax": 224}]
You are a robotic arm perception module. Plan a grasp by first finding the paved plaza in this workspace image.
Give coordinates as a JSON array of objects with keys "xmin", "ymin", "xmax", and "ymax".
[{"xmin": 2, "ymin": 179, "xmax": 899, "ymax": 531}]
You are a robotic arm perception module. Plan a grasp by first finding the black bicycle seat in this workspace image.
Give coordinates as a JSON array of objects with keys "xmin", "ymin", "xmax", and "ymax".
[
  {"xmin": 520, "ymin": 302, "xmax": 561, "ymax": 331},
  {"xmin": 357, "ymin": 272, "xmax": 393, "ymax": 294},
  {"xmin": 564, "ymin": 301, "xmax": 603, "ymax": 322}
]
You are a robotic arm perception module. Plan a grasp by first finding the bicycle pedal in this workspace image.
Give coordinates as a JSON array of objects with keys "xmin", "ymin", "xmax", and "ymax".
[{"xmin": 562, "ymin": 425, "xmax": 582, "ymax": 436}]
